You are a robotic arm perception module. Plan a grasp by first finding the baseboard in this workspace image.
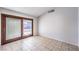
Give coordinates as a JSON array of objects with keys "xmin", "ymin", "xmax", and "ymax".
[{"xmin": 39, "ymin": 35, "xmax": 79, "ymax": 47}]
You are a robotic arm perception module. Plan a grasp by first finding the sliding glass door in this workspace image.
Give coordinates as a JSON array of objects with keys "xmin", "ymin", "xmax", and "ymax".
[
  {"xmin": 1, "ymin": 14, "xmax": 33, "ymax": 45},
  {"xmin": 23, "ymin": 19, "xmax": 33, "ymax": 36},
  {"xmin": 6, "ymin": 17, "xmax": 21, "ymax": 40}
]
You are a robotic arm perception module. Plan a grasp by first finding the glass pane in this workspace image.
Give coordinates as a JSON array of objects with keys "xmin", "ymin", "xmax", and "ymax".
[
  {"xmin": 23, "ymin": 20, "xmax": 32, "ymax": 36},
  {"xmin": 6, "ymin": 17, "xmax": 21, "ymax": 40}
]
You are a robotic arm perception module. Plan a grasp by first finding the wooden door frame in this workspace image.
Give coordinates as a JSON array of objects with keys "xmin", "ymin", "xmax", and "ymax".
[{"xmin": 1, "ymin": 14, "xmax": 33, "ymax": 45}]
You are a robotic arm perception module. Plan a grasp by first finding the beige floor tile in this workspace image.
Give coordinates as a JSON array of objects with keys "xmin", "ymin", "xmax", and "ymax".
[{"xmin": 0, "ymin": 36, "xmax": 79, "ymax": 51}]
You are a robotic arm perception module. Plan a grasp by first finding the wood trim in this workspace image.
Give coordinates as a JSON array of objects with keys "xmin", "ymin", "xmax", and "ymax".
[
  {"xmin": 1, "ymin": 14, "xmax": 33, "ymax": 45},
  {"xmin": 1, "ymin": 14, "xmax": 33, "ymax": 20},
  {"xmin": 3, "ymin": 37, "xmax": 21, "ymax": 45},
  {"xmin": 1, "ymin": 14, "xmax": 6, "ymax": 45}
]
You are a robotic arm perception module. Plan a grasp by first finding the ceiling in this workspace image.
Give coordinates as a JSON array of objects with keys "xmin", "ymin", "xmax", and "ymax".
[{"xmin": 4, "ymin": 7, "xmax": 54, "ymax": 17}]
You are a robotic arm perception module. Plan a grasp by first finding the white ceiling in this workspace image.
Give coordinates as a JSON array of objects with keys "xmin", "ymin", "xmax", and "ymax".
[{"xmin": 4, "ymin": 7, "xmax": 54, "ymax": 17}]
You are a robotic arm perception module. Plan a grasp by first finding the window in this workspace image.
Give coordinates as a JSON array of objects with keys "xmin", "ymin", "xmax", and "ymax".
[
  {"xmin": 23, "ymin": 19, "xmax": 32, "ymax": 36},
  {"xmin": 6, "ymin": 17, "xmax": 21, "ymax": 40},
  {"xmin": 1, "ymin": 14, "xmax": 33, "ymax": 45}
]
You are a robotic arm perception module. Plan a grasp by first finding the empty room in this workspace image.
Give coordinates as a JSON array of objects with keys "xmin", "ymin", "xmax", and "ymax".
[{"xmin": 0, "ymin": 7, "xmax": 79, "ymax": 51}]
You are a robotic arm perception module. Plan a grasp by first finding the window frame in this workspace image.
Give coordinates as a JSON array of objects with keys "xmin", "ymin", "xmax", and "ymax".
[{"xmin": 1, "ymin": 14, "xmax": 33, "ymax": 45}]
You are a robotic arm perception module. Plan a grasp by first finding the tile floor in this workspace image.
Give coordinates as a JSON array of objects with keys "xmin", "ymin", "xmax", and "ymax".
[{"xmin": 0, "ymin": 36, "xmax": 79, "ymax": 51}]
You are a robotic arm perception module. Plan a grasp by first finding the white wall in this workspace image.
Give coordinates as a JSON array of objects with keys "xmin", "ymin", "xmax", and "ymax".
[
  {"xmin": 0, "ymin": 8, "xmax": 38, "ymax": 44},
  {"xmin": 78, "ymin": 8, "xmax": 79, "ymax": 46},
  {"xmin": 0, "ymin": 9, "xmax": 1, "ymax": 43},
  {"xmin": 39, "ymin": 7, "xmax": 78, "ymax": 46}
]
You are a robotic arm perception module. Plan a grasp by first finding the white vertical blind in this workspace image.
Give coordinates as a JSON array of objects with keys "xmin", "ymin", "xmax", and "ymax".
[{"xmin": 6, "ymin": 17, "xmax": 21, "ymax": 40}]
